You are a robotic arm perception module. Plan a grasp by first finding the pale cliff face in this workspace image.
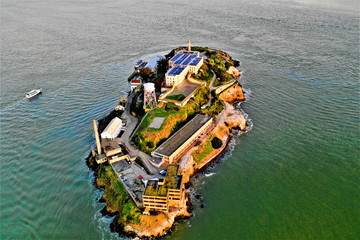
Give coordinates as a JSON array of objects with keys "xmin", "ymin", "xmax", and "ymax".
[
  {"xmin": 126, "ymin": 203, "xmax": 190, "ymax": 238},
  {"xmin": 219, "ymin": 84, "xmax": 246, "ymax": 103}
]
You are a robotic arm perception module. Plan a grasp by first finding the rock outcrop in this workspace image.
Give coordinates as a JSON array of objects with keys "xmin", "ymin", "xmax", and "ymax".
[
  {"xmin": 219, "ymin": 83, "xmax": 245, "ymax": 102},
  {"xmin": 227, "ymin": 66, "xmax": 241, "ymax": 78},
  {"xmin": 222, "ymin": 102, "xmax": 247, "ymax": 131},
  {"xmin": 125, "ymin": 205, "xmax": 190, "ymax": 238}
]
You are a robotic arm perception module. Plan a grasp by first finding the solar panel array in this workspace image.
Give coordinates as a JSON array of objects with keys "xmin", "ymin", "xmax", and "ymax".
[
  {"xmin": 166, "ymin": 51, "xmax": 203, "ymax": 78},
  {"xmin": 169, "ymin": 53, "xmax": 184, "ymax": 63},
  {"xmin": 167, "ymin": 66, "xmax": 187, "ymax": 76},
  {"xmin": 189, "ymin": 57, "xmax": 202, "ymax": 66},
  {"xmin": 170, "ymin": 51, "xmax": 201, "ymax": 66}
]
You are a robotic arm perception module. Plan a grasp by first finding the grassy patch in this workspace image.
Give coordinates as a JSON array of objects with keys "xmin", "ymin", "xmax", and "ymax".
[
  {"xmin": 133, "ymin": 101, "xmax": 200, "ymax": 154},
  {"xmin": 192, "ymin": 63, "xmax": 213, "ymax": 83},
  {"xmin": 213, "ymin": 68, "xmax": 233, "ymax": 87},
  {"xmin": 191, "ymin": 46, "xmax": 209, "ymax": 52},
  {"xmin": 202, "ymin": 96, "xmax": 224, "ymax": 118},
  {"xmin": 192, "ymin": 136, "xmax": 214, "ymax": 164},
  {"xmin": 193, "ymin": 85, "xmax": 210, "ymax": 106},
  {"xmin": 205, "ymin": 49, "xmax": 235, "ymax": 87},
  {"xmin": 166, "ymin": 94, "xmax": 186, "ymax": 102},
  {"xmin": 95, "ymin": 163, "xmax": 141, "ymax": 224}
]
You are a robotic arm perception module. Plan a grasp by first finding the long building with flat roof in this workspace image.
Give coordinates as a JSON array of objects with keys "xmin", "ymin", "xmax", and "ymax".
[{"xmin": 152, "ymin": 114, "xmax": 213, "ymax": 164}]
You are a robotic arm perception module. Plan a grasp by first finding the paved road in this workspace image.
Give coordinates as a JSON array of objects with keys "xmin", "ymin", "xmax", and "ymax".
[
  {"xmin": 209, "ymin": 69, "xmax": 216, "ymax": 90},
  {"xmin": 117, "ymin": 90, "xmax": 162, "ymax": 177},
  {"xmin": 202, "ymin": 70, "xmax": 217, "ymax": 109}
]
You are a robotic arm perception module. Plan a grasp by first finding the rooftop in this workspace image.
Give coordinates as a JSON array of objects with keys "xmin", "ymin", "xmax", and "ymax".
[
  {"xmin": 170, "ymin": 51, "xmax": 198, "ymax": 63},
  {"xmin": 167, "ymin": 66, "xmax": 187, "ymax": 77},
  {"xmin": 101, "ymin": 140, "xmax": 121, "ymax": 151},
  {"xmin": 101, "ymin": 117, "xmax": 122, "ymax": 136},
  {"xmin": 143, "ymin": 180, "xmax": 168, "ymax": 197},
  {"xmin": 143, "ymin": 165, "xmax": 182, "ymax": 197},
  {"xmin": 153, "ymin": 114, "xmax": 212, "ymax": 157},
  {"xmin": 165, "ymin": 165, "xmax": 182, "ymax": 189},
  {"xmin": 172, "ymin": 52, "xmax": 201, "ymax": 66},
  {"xmin": 167, "ymin": 78, "xmax": 202, "ymax": 97},
  {"xmin": 131, "ymin": 79, "xmax": 141, "ymax": 84},
  {"xmin": 189, "ymin": 57, "xmax": 202, "ymax": 66},
  {"xmin": 145, "ymin": 56, "xmax": 165, "ymax": 69}
]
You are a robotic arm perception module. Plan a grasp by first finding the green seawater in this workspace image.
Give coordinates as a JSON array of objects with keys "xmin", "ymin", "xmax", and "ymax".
[{"xmin": 1, "ymin": 0, "xmax": 359, "ymax": 239}]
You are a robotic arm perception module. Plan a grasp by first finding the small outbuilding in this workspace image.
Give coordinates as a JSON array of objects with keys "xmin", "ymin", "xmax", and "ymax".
[
  {"xmin": 101, "ymin": 117, "xmax": 122, "ymax": 139},
  {"xmin": 131, "ymin": 79, "xmax": 142, "ymax": 91}
]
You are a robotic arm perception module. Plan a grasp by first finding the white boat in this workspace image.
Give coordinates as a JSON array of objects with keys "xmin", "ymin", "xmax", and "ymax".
[{"xmin": 26, "ymin": 88, "xmax": 42, "ymax": 99}]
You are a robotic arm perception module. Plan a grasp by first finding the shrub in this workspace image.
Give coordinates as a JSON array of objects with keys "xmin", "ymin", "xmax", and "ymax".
[
  {"xmin": 147, "ymin": 141, "xmax": 155, "ymax": 149},
  {"xmin": 193, "ymin": 85, "xmax": 209, "ymax": 105},
  {"xmin": 191, "ymin": 46, "xmax": 209, "ymax": 52},
  {"xmin": 225, "ymin": 61, "xmax": 232, "ymax": 70},
  {"xmin": 139, "ymin": 68, "xmax": 153, "ymax": 82},
  {"xmin": 211, "ymin": 137, "xmax": 223, "ymax": 149},
  {"xmin": 165, "ymin": 104, "xmax": 179, "ymax": 111},
  {"xmin": 166, "ymin": 94, "xmax": 186, "ymax": 101}
]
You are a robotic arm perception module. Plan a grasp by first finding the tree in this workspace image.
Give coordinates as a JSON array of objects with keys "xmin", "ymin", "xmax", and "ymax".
[
  {"xmin": 147, "ymin": 141, "xmax": 155, "ymax": 149},
  {"xmin": 157, "ymin": 59, "xmax": 168, "ymax": 75},
  {"xmin": 139, "ymin": 68, "xmax": 153, "ymax": 82},
  {"xmin": 211, "ymin": 137, "xmax": 223, "ymax": 149}
]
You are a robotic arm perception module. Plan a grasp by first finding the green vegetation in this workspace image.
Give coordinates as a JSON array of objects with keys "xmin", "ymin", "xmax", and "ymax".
[
  {"xmin": 157, "ymin": 58, "xmax": 168, "ymax": 77},
  {"xmin": 130, "ymin": 89, "xmax": 145, "ymax": 118},
  {"xmin": 94, "ymin": 161, "xmax": 141, "ymax": 225},
  {"xmin": 144, "ymin": 182, "xmax": 168, "ymax": 197},
  {"xmin": 155, "ymin": 58, "xmax": 169, "ymax": 91},
  {"xmin": 202, "ymin": 92, "xmax": 224, "ymax": 118},
  {"xmin": 165, "ymin": 104, "xmax": 179, "ymax": 111},
  {"xmin": 213, "ymin": 68, "xmax": 233, "ymax": 87},
  {"xmin": 139, "ymin": 68, "xmax": 153, "ymax": 82},
  {"xmin": 205, "ymin": 49, "xmax": 235, "ymax": 87},
  {"xmin": 192, "ymin": 137, "xmax": 214, "ymax": 164},
  {"xmin": 190, "ymin": 46, "xmax": 209, "ymax": 52},
  {"xmin": 133, "ymin": 101, "xmax": 199, "ymax": 154},
  {"xmin": 166, "ymin": 94, "xmax": 186, "ymax": 102},
  {"xmin": 192, "ymin": 63, "xmax": 213, "ymax": 83},
  {"xmin": 211, "ymin": 137, "xmax": 223, "ymax": 149},
  {"xmin": 193, "ymin": 85, "xmax": 209, "ymax": 106},
  {"xmin": 144, "ymin": 165, "xmax": 180, "ymax": 197}
]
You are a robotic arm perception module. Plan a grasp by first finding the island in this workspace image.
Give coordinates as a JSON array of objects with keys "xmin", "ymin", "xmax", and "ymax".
[{"xmin": 87, "ymin": 40, "xmax": 247, "ymax": 238}]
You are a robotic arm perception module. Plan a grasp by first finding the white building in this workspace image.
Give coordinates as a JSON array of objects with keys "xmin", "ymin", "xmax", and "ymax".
[
  {"xmin": 144, "ymin": 56, "xmax": 165, "ymax": 71},
  {"xmin": 165, "ymin": 65, "xmax": 189, "ymax": 87},
  {"xmin": 130, "ymin": 79, "xmax": 142, "ymax": 91},
  {"xmin": 165, "ymin": 51, "xmax": 203, "ymax": 87},
  {"xmin": 101, "ymin": 117, "xmax": 122, "ymax": 139}
]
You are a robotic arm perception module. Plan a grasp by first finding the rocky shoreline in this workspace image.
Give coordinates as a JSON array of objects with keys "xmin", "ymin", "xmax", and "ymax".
[
  {"xmin": 86, "ymin": 90, "xmax": 246, "ymax": 239},
  {"xmin": 86, "ymin": 45, "xmax": 248, "ymax": 238}
]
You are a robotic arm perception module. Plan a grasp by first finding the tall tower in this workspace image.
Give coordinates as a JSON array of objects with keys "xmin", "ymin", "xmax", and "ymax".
[
  {"xmin": 188, "ymin": 39, "xmax": 191, "ymax": 51},
  {"xmin": 143, "ymin": 83, "xmax": 157, "ymax": 109},
  {"xmin": 93, "ymin": 120, "xmax": 102, "ymax": 155}
]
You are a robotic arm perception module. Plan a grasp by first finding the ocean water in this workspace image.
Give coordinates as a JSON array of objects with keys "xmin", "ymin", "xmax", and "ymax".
[{"xmin": 1, "ymin": 0, "xmax": 359, "ymax": 239}]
